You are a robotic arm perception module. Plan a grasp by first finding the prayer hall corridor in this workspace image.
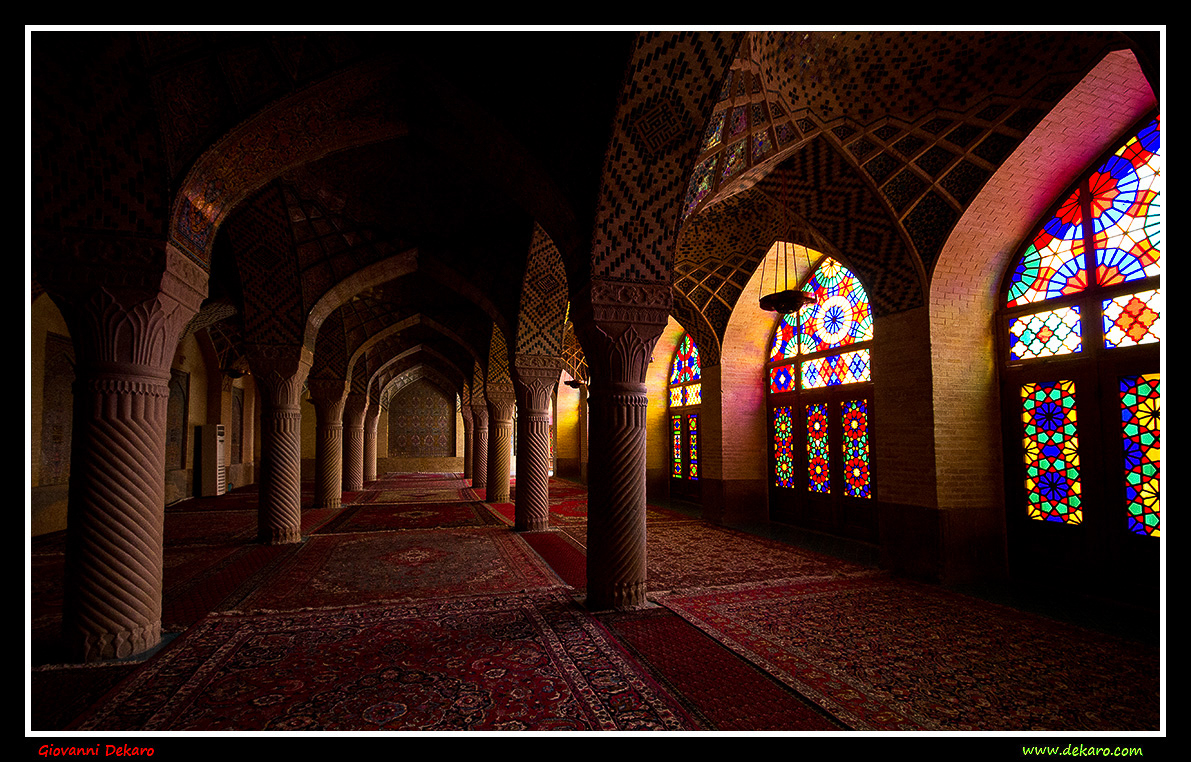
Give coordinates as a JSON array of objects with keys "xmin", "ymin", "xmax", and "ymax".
[{"xmin": 30, "ymin": 472, "xmax": 1159, "ymax": 733}]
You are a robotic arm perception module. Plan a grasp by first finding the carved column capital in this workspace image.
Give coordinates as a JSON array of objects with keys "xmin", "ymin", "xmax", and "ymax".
[{"xmin": 571, "ymin": 278, "xmax": 670, "ymax": 386}]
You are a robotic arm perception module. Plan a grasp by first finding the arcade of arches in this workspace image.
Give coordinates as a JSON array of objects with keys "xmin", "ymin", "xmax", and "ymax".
[{"xmin": 30, "ymin": 30, "xmax": 1162, "ymax": 721}]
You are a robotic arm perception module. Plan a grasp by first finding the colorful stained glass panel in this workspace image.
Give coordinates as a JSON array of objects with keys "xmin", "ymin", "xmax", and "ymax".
[
  {"xmin": 770, "ymin": 313, "xmax": 798, "ymax": 361},
  {"xmin": 1006, "ymin": 189, "xmax": 1087, "ymax": 307},
  {"xmin": 670, "ymin": 386, "xmax": 683, "ymax": 407},
  {"xmin": 1093, "ymin": 118, "xmax": 1161, "ymax": 287},
  {"xmin": 806, "ymin": 403, "xmax": 830, "ymax": 494},
  {"xmin": 670, "ymin": 335, "xmax": 702, "ymax": 385},
  {"xmin": 672, "ymin": 415, "xmax": 682, "ymax": 478},
  {"xmin": 802, "ymin": 350, "xmax": 871, "ymax": 389},
  {"xmin": 799, "ymin": 258, "xmax": 874, "ymax": 353},
  {"xmin": 1102, "ymin": 290, "xmax": 1161, "ymax": 348},
  {"xmin": 773, "ymin": 406, "xmax": 796, "ymax": 488},
  {"xmin": 1020, "ymin": 381, "xmax": 1082, "ymax": 524},
  {"xmin": 686, "ymin": 383, "xmax": 701, "ymax": 406},
  {"xmin": 842, "ymin": 399, "xmax": 871, "ymax": 498},
  {"xmin": 769, "ymin": 364, "xmax": 796, "ymax": 393},
  {"xmin": 1008, "ymin": 305, "xmax": 1082, "ymax": 360},
  {"xmin": 1120, "ymin": 374, "xmax": 1160, "ymax": 537},
  {"xmin": 688, "ymin": 413, "xmax": 699, "ymax": 481}
]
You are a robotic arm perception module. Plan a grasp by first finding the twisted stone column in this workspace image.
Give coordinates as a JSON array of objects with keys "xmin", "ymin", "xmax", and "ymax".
[
  {"xmin": 308, "ymin": 379, "xmax": 347, "ymax": 510},
  {"xmin": 460, "ymin": 403, "xmax": 474, "ymax": 483},
  {"xmin": 249, "ymin": 346, "xmax": 313, "ymax": 544},
  {"xmin": 41, "ymin": 238, "xmax": 204, "ymax": 662},
  {"xmin": 364, "ymin": 403, "xmax": 381, "ymax": 483},
  {"xmin": 343, "ymin": 393, "xmax": 368, "ymax": 491},
  {"xmin": 485, "ymin": 387, "xmax": 516, "ymax": 504},
  {"xmin": 514, "ymin": 357, "xmax": 562, "ymax": 531},
  {"xmin": 573, "ymin": 279, "xmax": 668, "ymax": 610},
  {"xmin": 470, "ymin": 401, "xmax": 489, "ymax": 494}
]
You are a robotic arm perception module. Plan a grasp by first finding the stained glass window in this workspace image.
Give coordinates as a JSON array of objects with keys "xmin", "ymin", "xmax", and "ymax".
[
  {"xmin": 767, "ymin": 252, "xmax": 874, "ymax": 505},
  {"xmin": 806, "ymin": 403, "xmax": 831, "ymax": 494},
  {"xmin": 842, "ymin": 399, "xmax": 871, "ymax": 498},
  {"xmin": 670, "ymin": 334, "xmax": 702, "ymax": 485},
  {"xmin": 1020, "ymin": 380, "xmax": 1082, "ymax": 525},
  {"xmin": 1002, "ymin": 115, "xmax": 1160, "ymax": 542},
  {"xmin": 1120, "ymin": 374, "xmax": 1160, "ymax": 537},
  {"xmin": 672, "ymin": 415, "xmax": 682, "ymax": 479},
  {"xmin": 773, "ymin": 406, "xmax": 796, "ymax": 488}
]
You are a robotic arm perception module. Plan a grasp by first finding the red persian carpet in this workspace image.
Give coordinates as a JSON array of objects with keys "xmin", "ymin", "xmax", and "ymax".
[
  {"xmin": 71, "ymin": 591, "xmax": 702, "ymax": 731},
  {"xmin": 313, "ymin": 501, "xmax": 505, "ymax": 533},
  {"xmin": 655, "ymin": 574, "xmax": 1160, "ymax": 732},
  {"xmin": 236, "ymin": 527, "xmax": 566, "ymax": 610}
]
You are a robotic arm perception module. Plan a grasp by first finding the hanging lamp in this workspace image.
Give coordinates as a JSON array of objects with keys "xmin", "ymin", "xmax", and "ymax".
[
  {"xmin": 759, "ymin": 167, "xmax": 815, "ymax": 314},
  {"xmin": 758, "ymin": 240, "xmax": 815, "ymax": 314}
]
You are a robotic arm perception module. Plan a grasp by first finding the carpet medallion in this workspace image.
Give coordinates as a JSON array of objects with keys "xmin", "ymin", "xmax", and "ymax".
[
  {"xmin": 656, "ymin": 575, "xmax": 1160, "ymax": 731},
  {"xmin": 238, "ymin": 527, "xmax": 565, "ymax": 609},
  {"xmin": 313, "ymin": 502, "xmax": 505, "ymax": 533},
  {"xmin": 73, "ymin": 592, "xmax": 701, "ymax": 731}
]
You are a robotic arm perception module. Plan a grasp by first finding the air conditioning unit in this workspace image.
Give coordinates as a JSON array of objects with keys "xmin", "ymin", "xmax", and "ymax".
[{"xmin": 198, "ymin": 424, "xmax": 226, "ymax": 496}]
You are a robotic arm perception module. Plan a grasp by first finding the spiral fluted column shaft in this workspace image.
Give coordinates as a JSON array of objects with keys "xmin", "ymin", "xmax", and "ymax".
[
  {"xmin": 585, "ymin": 382, "xmax": 650, "ymax": 609},
  {"xmin": 470, "ymin": 404, "xmax": 489, "ymax": 493},
  {"xmin": 64, "ymin": 370, "xmax": 169, "ymax": 662},
  {"xmin": 515, "ymin": 410, "xmax": 552, "ymax": 530},
  {"xmin": 486, "ymin": 392, "xmax": 515, "ymax": 504},
  {"xmin": 460, "ymin": 405, "xmax": 474, "ymax": 483},
  {"xmin": 249, "ymin": 348, "xmax": 312, "ymax": 545},
  {"xmin": 342, "ymin": 395, "xmax": 368, "ymax": 492},
  {"xmin": 259, "ymin": 404, "xmax": 304, "ymax": 543},
  {"xmin": 311, "ymin": 394, "xmax": 346, "ymax": 510},
  {"xmin": 513, "ymin": 362, "xmax": 560, "ymax": 532},
  {"xmin": 364, "ymin": 406, "xmax": 381, "ymax": 483}
]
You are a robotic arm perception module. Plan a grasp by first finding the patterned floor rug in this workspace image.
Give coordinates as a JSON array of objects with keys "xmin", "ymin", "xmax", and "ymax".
[
  {"xmin": 71, "ymin": 591, "xmax": 702, "ymax": 732},
  {"xmin": 237, "ymin": 527, "xmax": 566, "ymax": 610},
  {"xmin": 655, "ymin": 574, "xmax": 1160, "ymax": 731},
  {"xmin": 313, "ymin": 502, "xmax": 505, "ymax": 533}
]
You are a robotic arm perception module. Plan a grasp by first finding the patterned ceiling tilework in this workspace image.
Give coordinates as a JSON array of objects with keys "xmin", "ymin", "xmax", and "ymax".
[
  {"xmin": 514, "ymin": 224, "xmax": 569, "ymax": 358},
  {"xmin": 560, "ymin": 321, "xmax": 588, "ymax": 384},
  {"xmin": 589, "ymin": 32, "xmax": 740, "ymax": 283},
  {"xmin": 33, "ymin": 34, "xmax": 170, "ymax": 237},
  {"xmin": 674, "ymin": 29, "xmax": 1134, "ymax": 288},
  {"xmin": 488, "ymin": 325, "xmax": 512, "ymax": 386},
  {"xmin": 472, "ymin": 361, "xmax": 486, "ymax": 400},
  {"xmin": 755, "ymin": 137, "xmax": 924, "ymax": 316},
  {"xmin": 278, "ymin": 184, "xmax": 402, "ymax": 314},
  {"xmin": 309, "ymin": 307, "xmax": 349, "ymax": 381},
  {"xmin": 204, "ymin": 318, "xmax": 249, "ymax": 375},
  {"xmin": 224, "ymin": 185, "xmax": 306, "ymax": 345}
]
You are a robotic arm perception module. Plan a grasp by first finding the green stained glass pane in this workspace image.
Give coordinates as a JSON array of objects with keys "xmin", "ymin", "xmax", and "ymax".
[
  {"xmin": 1008, "ymin": 305, "xmax": 1082, "ymax": 360},
  {"xmin": 1020, "ymin": 380, "xmax": 1081, "ymax": 525},
  {"xmin": 1120, "ymin": 374, "xmax": 1160, "ymax": 537}
]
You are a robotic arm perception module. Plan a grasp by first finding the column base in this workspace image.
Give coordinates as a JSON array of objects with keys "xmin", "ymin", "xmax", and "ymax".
[
  {"xmin": 69, "ymin": 620, "xmax": 162, "ymax": 663},
  {"xmin": 584, "ymin": 580, "xmax": 647, "ymax": 611},
  {"xmin": 258, "ymin": 526, "xmax": 302, "ymax": 545}
]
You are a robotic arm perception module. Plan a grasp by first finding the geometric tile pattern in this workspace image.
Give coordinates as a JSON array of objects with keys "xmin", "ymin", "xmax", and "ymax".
[
  {"xmin": 671, "ymin": 30, "xmax": 1130, "ymax": 353},
  {"xmin": 590, "ymin": 31, "xmax": 740, "ymax": 283},
  {"xmin": 514, "ymin": 224, "xmax": 569, "ymax": 358}
]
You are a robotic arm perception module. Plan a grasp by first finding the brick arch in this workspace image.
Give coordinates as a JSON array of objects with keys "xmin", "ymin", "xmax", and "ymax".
[{"xmin": 927, "ymin": 49, "xmax": 1156, "ymax": 517}]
